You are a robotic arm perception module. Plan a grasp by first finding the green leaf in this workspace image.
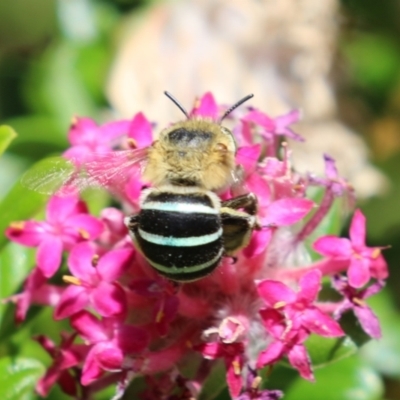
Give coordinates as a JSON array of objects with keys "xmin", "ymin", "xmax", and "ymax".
[
  {"xmin": 198, "ymin": 361, "xmax": 227, "ymax": 400},
  {"xmin": 361, "ymin": 289, "xmax": 400, "ymax": 376},
  {"xmin": 306, "ymin": 334, "xmax": 358, "ymax": 368},
  {"xmin": 0, "ymin": 242, "xmax": 35, "ymax": 330},
  {"xmin": 5, "ymin": 115, "xmax": 68, "ymax": 159},
  {"xmin": 0, "ymin": 156, "xmax": 75, "ymax": 250},
  {"xmin": 0, "ymin": 357, "xmax": 44, "ymax": 400},
  {"xmin": 283, "ymin": 355, "xmax": 383, "ymax": 400},
  {"xmin": 0, "ymin": 125, "xmax": 17, "ymax": 157}
]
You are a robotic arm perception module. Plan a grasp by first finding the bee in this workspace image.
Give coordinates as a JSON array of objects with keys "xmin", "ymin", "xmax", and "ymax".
[{"xmin": 23, "ymin": 92, "xmax": 259, "ymax": 282}]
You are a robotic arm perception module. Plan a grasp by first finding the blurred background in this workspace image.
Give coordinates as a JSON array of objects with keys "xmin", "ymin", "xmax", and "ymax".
[{"xmin": 0, "ymin": 0, "xmax": 400, "ymax": 398}]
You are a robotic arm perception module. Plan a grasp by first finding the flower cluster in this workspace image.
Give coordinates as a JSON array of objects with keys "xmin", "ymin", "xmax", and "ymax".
[{"xmin": 5, "ymin": 93, "xmax": 388, "ymax": 399}]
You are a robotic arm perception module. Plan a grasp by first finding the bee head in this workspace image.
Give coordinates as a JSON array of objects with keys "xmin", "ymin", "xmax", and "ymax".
[{"xmin": 142, "ymin": 93, "xmax": 253, "ymax": 190}]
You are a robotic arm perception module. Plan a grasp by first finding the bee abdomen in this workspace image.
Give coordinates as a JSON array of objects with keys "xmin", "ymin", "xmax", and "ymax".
[{"xmin": 133, "ymin": 191, "xmax": 223, "ymax": 281}]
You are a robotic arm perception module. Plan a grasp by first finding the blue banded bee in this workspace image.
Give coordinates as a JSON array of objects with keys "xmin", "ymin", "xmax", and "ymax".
[
  {"xmin": 125, "ymin": 93, "xmax": 259, "ymax": 282},
  {"xmin": 22, "ymin": 92, "xmax": 259, "ymax": 282}
]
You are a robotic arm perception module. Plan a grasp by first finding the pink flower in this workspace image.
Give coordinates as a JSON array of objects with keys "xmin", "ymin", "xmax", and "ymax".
[
  {"xmin": 190, "ymin": 92, "xmax": 219, "ymax": 119},
  {"xmin": 244, "ymin": 175, "xmax": 314, "ymax": 257},
  {"xmin": 242, "ymin": 109, "xmax": 303, "ymax": 142},
  {"xmin": 35, "ymin": 333, "xmax": 87, "ymax": 397},
  {"xmin": 332, "ymin": 275, "xmax": 383, "ymax": 339},
  {"xmin": 197, "ymin": 341, "xmax": 245, "ymax": 398},
  {"xmin": 55, "ymin": 242, "xmax": 133, "ymax": 319},
  {"xmin": 70, "ymin": 311, "xmax": 149, "ymax": 385},
  {"xmin": 237, "ymin": 368, "xmax": 283, "ymax": 400},
  {"xmin": 7, "ymin": 267, "xmax": 63, "ymax": 323},
  {"xmin": 126, "ymin": 112, "xmax": 153, "ymax": 149},
  {"xmin": 64, "ymin": 117, "xmax": 131, "ymax": 164},
  {"xmin": 6, "ymin": 195, "xmax": 103, "ymax": 277},
  {"xmin": 256, "ymin": 270, "xmax": 344, "ymax": 380},
  {"xmin": 129, "ymin": 278, "xmax": 179, "ymax": 336},
  {"xmin": 313, "ymin": 209, "xmax": 388, "ymax": 288}
]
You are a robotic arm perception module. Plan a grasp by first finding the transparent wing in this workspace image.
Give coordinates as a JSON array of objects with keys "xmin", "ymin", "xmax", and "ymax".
[{"xmin": 21, "ymin": 148, "xmax": 149, "ymax": 195}]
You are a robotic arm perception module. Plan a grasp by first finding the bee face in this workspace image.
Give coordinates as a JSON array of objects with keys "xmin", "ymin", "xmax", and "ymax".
[{"xmin": 142, "ymin": 119, "xmax": 237, "ymax": 190}]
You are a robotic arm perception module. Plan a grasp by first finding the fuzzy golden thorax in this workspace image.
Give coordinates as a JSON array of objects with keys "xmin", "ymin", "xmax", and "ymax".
[{"xmin": 142, "ymin": 119, "xmax": 237, "ymax": 190}]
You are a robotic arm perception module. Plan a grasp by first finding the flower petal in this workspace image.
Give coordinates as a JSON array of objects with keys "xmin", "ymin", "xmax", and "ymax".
[
  {"xmin": 288, "ymin": 344, "xmax": 314, "ymax": 381},
  {"xmin": 37, "ymin": 236, "xmax": 63, "ymax": 278},
  {"xmin": 127, "ymin": 112, "xmax": 153, "ymax": 148},
  {"xmin": 92, "ymin": 282, "xmax": 127, "ymax": 317},
  {"xmin": 301, "ymin": 308, "xmax": 344, "ymax": 337},
  {"xmin": 264, "ymin": 198, "xmax": 314, "ymax": 226},
  {"xmin": 349, "ymin": 209, "xmax": 366, "ymax": 248},
  {"xmin": 354, "ymin": 305, "xmax": 382, "ymax": 339},
  {"xmin": 348, "ymin": 257, "xmax": 370, "ymax": 288},
  {"xmin": 70, "ymin": 311, "xmax": 109, "ymax": 343},
  {"xmin": 54, "ymin": 285, "xmax": 89, "ymax": 320},
  {"xmin": 313, "ymin": 236, "xmax": 352, "ymax": 257},
  {"xmin": 193, "ymin": 92, "xmax": 218, "ymax": 119},
  {"xmin": 67, "ymin": 242, "xmax": 96, "ymax": 281},
  {"xmin": 65, "ymin": 214, "xmax": 104, "ymax": 240},
  {"xmin": 5, "ymin": 221, "xmax": 44, "ymax": 246},
  {"xmin": 257, "ymin": 280, "xmax": 297, "ymax": 307},
  {"xmin": 97, "ymin": 248, "xmax": 133, "ymax": 281},
  {"xmin": 297, "ymin": 270, "xmax": 322, "ymax": 303},
  {"xmin": 116, "ymin": 325, "xmax": 149, "ymax": 353},
  {"xmin": 256, "ymin": 341, "xmax": 285, "ymax": 368}
]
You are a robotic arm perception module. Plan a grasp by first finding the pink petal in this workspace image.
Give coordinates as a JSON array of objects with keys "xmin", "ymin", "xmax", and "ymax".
[
  {"xmin": 256, "ymin": 341, "xmax": 285, "ymax": 368},
  {"xmin": 243, "ymin": 229, "xmax": 272, "ymax": 258},
  {"xmin": 46, "ymin": 195, "xmax": 82, "ymax": 223},
  {"xmin": 297, "ymin": 270, "xmax": 322, "ymax": 303},
  {"xmin": 37, "ymin": 236, "xmax": 63, "ymax": 278},
  {"xmin": 313, "ymin": 236, "xmax": 352, "ymax": 257},
  {"xmin": 97, "ymin": 248, "xmax": 133, "ymax": 281},
  {"xmin": 200, "ymin": 342, "xmax": 224, "ymax": 359},
  {"xmin": 288, "ymin": 344, "xmax": 314, "ymax": 381},
  {"xmin": 5, "ymin": 221, "xmax": 44, "ymax": 246},
  {"xmin": 246, "ymin": 174, "xmax": 271, "ymax": 208},
  {"xmin": 370, "ymin": 254, "xmax": 388, "ymax": 280},
  {"xmin": 243, "ymin": 110, "xmax": 275, "ymax": 131},
  {"xmin": 354, "ymin": 305, "xmax": 382, "ymax": 339},
  {"xmin": 36, "ymin": 365, "xmax": 62, "ymax": 396},
  {"xmin": 259, "ymin": 309, "xmax": 286, "ymax": 337},
  {"xmin": 127, "ymin": 112, "xmax": 153, "ymax": 148},
  {"xmin": 95, "ymin": 344, "xmax": 123, "ymax": 371},
  {"xmin": 264, "ymin": 198, "xmax": 314, "ymax": 226},
  {"xmin": 92, "ymin": 282, "xmax": 127, "ymax": 317},
  {"xmin": 323, "ymin": 154, "xmax": 338, "ymax": 180},
  {"xmin": 100, "ymin": 119, "xmax": 130, "ymax": 141},
  {"xmin": 68, "ymin": 242, "xmax": 96, "ymax": 281},
  {"xmin": 81, "ymin": 347, "xmax": 104, "ymax": 385},
  {"xmin": 70, "ymin": 311, "xmax": 109, "ymax": 343},
  {"xmin": 275, "ymin": 109, "xmax": 301, "ymax": 128},
  {"xmin": 116, "ymin": 325, "xmax": 149, "ymax": 353},
  {"xmin": 226, "ymin": 354, "xmax": 244, "ymax": 399},
  {"xmin": 68, "ymin": 117, "xmax": 97, "ymax": 144},
  {"xmin": 349, "ymin": 209, "xmax": 366, "ymax": 248},
  {"xmin": 348, "ymin": 257, "xmax": 370, "ymax": 288},
  {"xmin": 301, "ymin": 308, "xmax": 344, "ymax": 337},
  {"xmin": 257, "ymin": 280, "xmax": 297, "ymax": 307},
  {"xmin": 236, "ymin": 144, "xmax": 261, "ymax": 174},
  {"xmin": 54, "ymin": 285, "xmax": 89, "ymax": 320},
  {"xmin": 193, "ymin": 92, "xmax": 218, "ymax": 119},
  {"xmin": 65, "ymin": 214, "xmax": 104, "ymax": 240}
]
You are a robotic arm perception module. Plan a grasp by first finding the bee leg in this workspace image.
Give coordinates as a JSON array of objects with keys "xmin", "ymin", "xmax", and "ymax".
[
  {"xmin": 124, "ymin": 215, "xmax": 139, "ymax": 232},
  {"xmin": 220, "ymin": 207, "xmax": 257, "ymax": 255},
  {"xmin": 221, "ymin": 192, "xmax": 258, "ymax": 216}
]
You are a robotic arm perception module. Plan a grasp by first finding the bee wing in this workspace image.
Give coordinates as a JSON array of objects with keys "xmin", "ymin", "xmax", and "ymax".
[{"xmin": 21, "ymin": 148, "xmax": 149, "ymax": 195}]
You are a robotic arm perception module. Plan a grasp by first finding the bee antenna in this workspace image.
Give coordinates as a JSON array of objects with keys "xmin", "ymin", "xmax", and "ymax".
[
  {"xmin": 164, "ymin": 91, "xmax": 189, "ymax": 119},
  {"xmin": 219, "ymin": 94, "xmax": 254, "ymax": 122}
]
